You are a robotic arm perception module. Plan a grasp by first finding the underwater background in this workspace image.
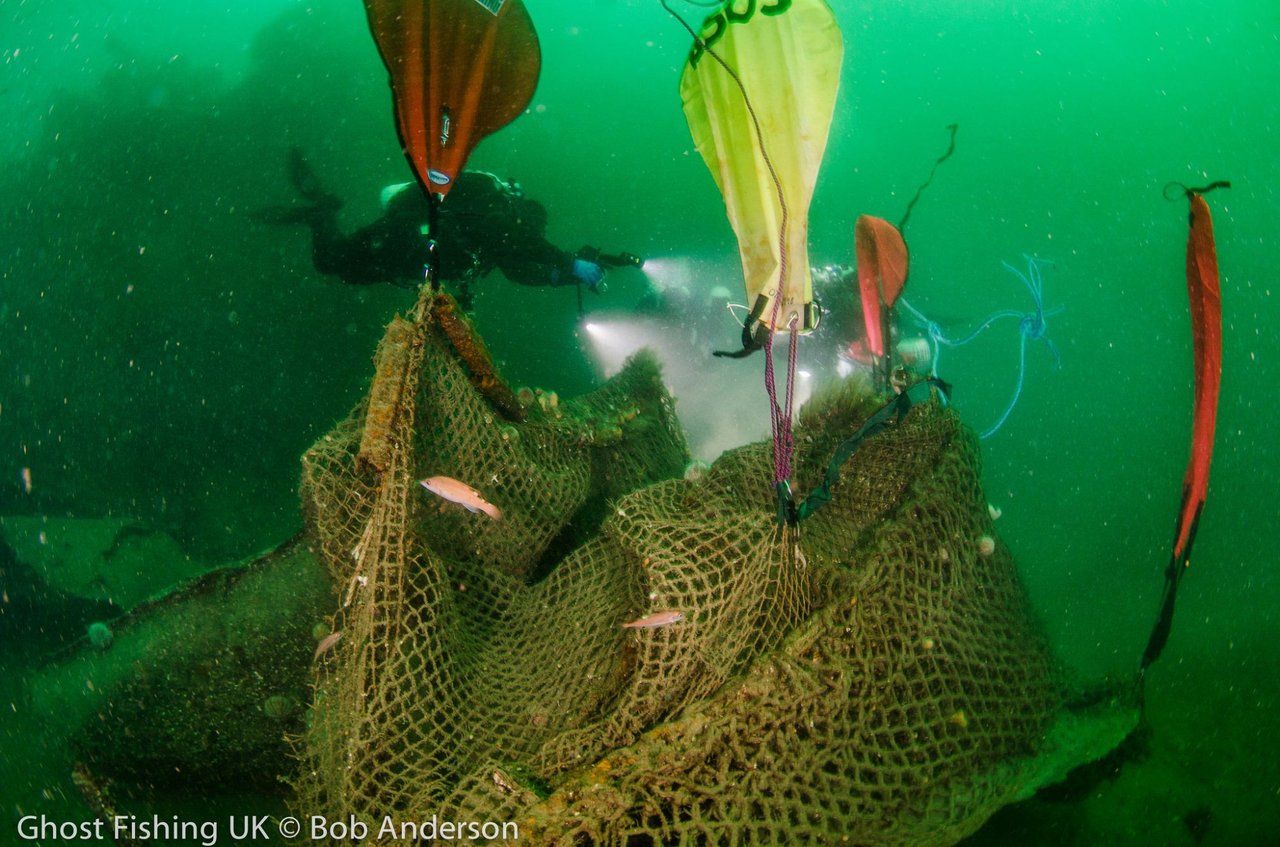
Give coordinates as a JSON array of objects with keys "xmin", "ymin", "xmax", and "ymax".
[{"xmin": 1, "ymin": 0, "xmax": 1277, "ymax": 844}]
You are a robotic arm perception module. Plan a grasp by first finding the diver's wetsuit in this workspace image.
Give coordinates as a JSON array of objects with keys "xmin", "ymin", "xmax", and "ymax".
[{"xmin": 308, "ymin": 171, "xmax": 576, "ymax": 290}]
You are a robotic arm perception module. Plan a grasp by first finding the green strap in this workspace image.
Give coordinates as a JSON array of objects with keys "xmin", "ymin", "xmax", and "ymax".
[{"xmin": 793, "ymin": 378, "xmax": 951, "ymax": 523}]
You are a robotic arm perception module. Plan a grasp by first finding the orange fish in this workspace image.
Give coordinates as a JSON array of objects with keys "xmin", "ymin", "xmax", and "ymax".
[
  {"xmin": 420, "ymin": 476, "xmax": 502, "ymax": 520},
  {"xmin": 622, "ymin": 610, "xmax": 685, "ymax": 629}
]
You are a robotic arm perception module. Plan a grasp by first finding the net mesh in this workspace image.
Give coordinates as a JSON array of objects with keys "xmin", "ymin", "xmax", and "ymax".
[{"xmin": 291, "ymin": 291, "xmax": 1058, "ymax": 846}]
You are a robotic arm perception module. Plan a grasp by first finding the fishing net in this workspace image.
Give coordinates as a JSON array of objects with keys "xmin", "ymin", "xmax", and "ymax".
[
  {"xmin": 25, "ymin": 538, "xmax": 331, "ymax": 794},
  {"xmin": 292, "ymin": 289, "xmax": 1059, "ymax": 846}
]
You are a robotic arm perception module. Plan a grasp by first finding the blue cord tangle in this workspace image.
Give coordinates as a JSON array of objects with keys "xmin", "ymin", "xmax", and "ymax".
[{"xmin": 903, "ymin": 255, "xmax": 1062, "ymax": 439}]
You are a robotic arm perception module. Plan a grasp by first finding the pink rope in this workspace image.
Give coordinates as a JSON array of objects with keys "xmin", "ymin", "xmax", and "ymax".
[
  {"xmin": 763, "ymin": 323, "xmax": 782, "ymax": 476},
  {"xmin": 762, "ymin": 279, "xmax": 800, "ymax": 486}
]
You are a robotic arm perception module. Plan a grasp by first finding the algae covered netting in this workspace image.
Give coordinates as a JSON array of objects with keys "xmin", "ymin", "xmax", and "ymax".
[
  {"xmin": 24, "ymin": 538, "xmax": 331, "ymax": 794},
  {"xmin": 293, "ymin": 292, "xmax": 1059, "ymax": 846}
]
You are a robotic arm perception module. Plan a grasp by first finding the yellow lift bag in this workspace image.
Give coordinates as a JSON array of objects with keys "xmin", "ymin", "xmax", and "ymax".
[{"xmin": 680, "ymin": 0, "xmax": 842, "ymax": 348}]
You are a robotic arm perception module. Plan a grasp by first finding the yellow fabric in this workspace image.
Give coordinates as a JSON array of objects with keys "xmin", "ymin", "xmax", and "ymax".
[{"xmin": 680, "ymin": 0, "xmax": 842, "ymax": 335}]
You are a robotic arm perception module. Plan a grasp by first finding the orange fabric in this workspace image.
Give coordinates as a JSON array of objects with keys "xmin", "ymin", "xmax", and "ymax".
[
  {"xmin": 1172, "ymin": 191, "xmax": 1223, "ymax": 562},
  {"xmin": 363, "ymin": 0, "xmax": 540, "ymax": 196},
  {"xmin": 854, "ymin": 215, "xmax": 909, "ymax": 358}
]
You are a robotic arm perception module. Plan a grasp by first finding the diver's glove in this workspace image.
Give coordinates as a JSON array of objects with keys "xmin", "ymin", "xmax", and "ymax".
[{"xmin": 571, "ymin": 258, "xmax": 607, "ymax": 292}]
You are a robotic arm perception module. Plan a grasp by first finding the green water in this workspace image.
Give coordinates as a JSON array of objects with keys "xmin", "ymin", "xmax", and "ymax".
[{"xmin": 2, "ymin": 0, "xmax": 1277, "ymax": 844}]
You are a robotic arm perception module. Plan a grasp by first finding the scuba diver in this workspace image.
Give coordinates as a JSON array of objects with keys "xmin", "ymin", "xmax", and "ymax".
[{"xmin": 258, "ymin": 149, "xmax": 639, "ymax": 307}]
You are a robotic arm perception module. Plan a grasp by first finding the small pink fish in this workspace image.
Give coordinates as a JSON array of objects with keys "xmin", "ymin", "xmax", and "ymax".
[
  {"xmin": 313, "ymin": 631, "xmax": 342, "ymax": 661},
  {"xmin": 622, "ymin": 610, "xmax": 685, "ymax": 629},
  {"xmin": 420, "ymin": 476, "xmax": 502, "ymax": 520}
]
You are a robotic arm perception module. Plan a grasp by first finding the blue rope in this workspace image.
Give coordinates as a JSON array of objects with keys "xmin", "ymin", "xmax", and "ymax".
[
  {"xmin": 980, "ymin": 327, "xmax": 1028, "ymax": 438},
  {"xmin": 900, "ymin": 255, "xmax": 1062, "ymax": 438}
]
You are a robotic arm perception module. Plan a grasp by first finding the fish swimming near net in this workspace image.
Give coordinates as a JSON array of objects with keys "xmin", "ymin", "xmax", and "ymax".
[{"xmin": 420, "ymin": 476, "xmax": 503, "ymax": 520}]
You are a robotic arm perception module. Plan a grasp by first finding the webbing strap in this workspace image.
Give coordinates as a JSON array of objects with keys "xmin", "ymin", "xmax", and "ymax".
[{"xmin": 791, "ymin": 378, "xmax": 952, "ymax": 524}]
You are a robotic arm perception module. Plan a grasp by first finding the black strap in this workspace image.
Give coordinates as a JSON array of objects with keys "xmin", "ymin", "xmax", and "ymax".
[
  {"xmin": 424, "ymin": 192, "xmax": 442, "ymax": 293},
  {"xmin": 898, "ymin": 123, "xmax": 958, "ymax": 235},
  {"xmin": 1139, "ymin": 497, "xmax": 1203, "ymax": 673},
  {"xmin": 791, "ymin": 378, "xmax": 952, "ymax": 523},
  {"xmin": 714, "ymin": 294, "xmax": 769, "ymax": 359},
  {"xmin": 1162, "ymin": 179, "xmax": 1232, "ymax": 203}
]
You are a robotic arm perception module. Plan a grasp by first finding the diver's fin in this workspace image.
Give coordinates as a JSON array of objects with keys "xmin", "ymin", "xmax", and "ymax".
[
  {"xmin": 288, "ymin": 147, "xmax": 321, "ymax": 199},
  {"xmin": 250, "ymin": 191, "xmax": 342, "ymax": 227},
  {"xmin": 250, "ymin": 204, "xmax": 322, "ymax": 226}
]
